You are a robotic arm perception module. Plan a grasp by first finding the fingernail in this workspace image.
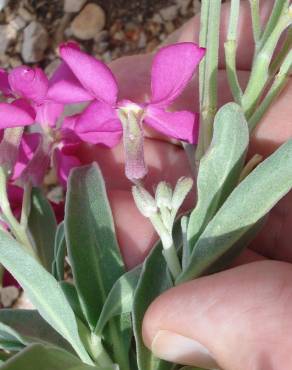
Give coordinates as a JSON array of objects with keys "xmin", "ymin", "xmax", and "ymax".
[{"xmin": 151, "ymin": 330, "xmax": 218, "ymax": 369}]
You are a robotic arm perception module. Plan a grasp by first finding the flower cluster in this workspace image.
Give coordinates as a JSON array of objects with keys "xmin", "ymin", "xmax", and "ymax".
[{"xmin": 0, "ymin": 41, "xmax": 204, "ymax": 190}]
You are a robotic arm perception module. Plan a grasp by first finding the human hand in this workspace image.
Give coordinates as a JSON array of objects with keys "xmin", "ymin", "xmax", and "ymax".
[{"xmin": 80, "ymin": 1, "xmax": 292, "ymax": 368}]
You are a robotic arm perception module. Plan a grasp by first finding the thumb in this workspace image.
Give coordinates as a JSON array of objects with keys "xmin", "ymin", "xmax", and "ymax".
[{"xmin": 142, "ymin": 260, "xmax": 292, "ymax": 370}]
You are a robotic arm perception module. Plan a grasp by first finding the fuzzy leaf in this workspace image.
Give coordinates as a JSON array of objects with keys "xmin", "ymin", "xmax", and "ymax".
[
  {"xmin": 178, "ymin": 139, "xmax": 292, "ymax": 283},
  {"xmin": 0, "ymin": 231, "xmax": 92, "ymax": 364},
  {"xmin": 187, "ymin": 103, "xmax": 249, "ymax": 252},
  {"xmin": 95, "ymin": 266, "xmax": 141, "ymax": 335},
  {"xmin": 65, "ymin": 163, "xmax": 125, "ymax": 329},
  {"xmin": 28, "ymin": 188, "xmax": 57, "ymax": 272}
]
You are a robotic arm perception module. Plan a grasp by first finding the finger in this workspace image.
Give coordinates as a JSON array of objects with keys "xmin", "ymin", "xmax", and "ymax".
[
  {"xmin": 249, "ymin": 190, "xmax": 292, "ymax": 262},
  {"xmin": 143, "ymin": 260, "xmax": 292, "ymax": 370},
  {"xmin": 109, "ymin": 190, "xmax": 157, "ymax": 269}
]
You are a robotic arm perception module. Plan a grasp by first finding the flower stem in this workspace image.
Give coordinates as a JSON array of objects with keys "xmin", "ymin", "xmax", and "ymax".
[
  {"xmin": 196, "ymin": 0, "xmax": 221, "ymax": 161},
  {"xmin": 248, "ymin": 50, "xmax": 292, "ymax": 131},
  {"xmin": 249, "ymin": 0, "xmax": 261, "ymax": 47},
  {"xmin": 241, "ymin": 8, "xmax": 291, "ymax": 118},
  {"xmin": 162, "ymin": 244, "xmax": 182, "ymax": 280},
  {"xmin": 224, "ymin": 0, "xmax": 243, "ymax": 104},
  {"xmin": 269, "ymin": 26, "xmax": 292, "ymax": 77},
  {"xmin": 20, "ymin": 183, "xmax": 32, "ymax": 229},
  {"xmin": 0, "ymin": 167, "xmax": 36, "ymax": 259}
]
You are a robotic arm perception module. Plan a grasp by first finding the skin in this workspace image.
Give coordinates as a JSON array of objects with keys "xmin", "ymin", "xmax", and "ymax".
[{"xmin": 80, "ymin": 1, "xmax": 292, "ymax": 368}]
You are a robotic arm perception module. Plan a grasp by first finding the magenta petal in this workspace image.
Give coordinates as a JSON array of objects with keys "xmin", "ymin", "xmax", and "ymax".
[
  {"xmin": 75, "ymin": 101, "xmax": 122, "ymax": 147},
  {"xmin": 60, "ymin": 43, "xmax": 118, "ymax": 105},
  {"xmin": 150, "ymin": 43, "xmax": 205, "ymax": 107},
  {"xmin": 9, "ymin": 66, "xmax": 49, "ymax": 104},
  {"xmin": 54, "ymin": 146, "xmax": 81, "ymax": 187},
  {"xmin": 12, "ymin": 132, "xmax": 40, "ymax": 180},
  {"xmin": 0, "ymin": 69, "xmax": 11, "ymax": 96},
  {"xmin": 47, "ymin": 62, "xmax": 94, "ymax": 103},
  {"xmin": 144, "ymin": 106, "xmax": 199, "ymax": 144},
  {"xmin": 0, "ymin": 99, "xmax": 35, "ymax": 129},
  {"xmin": 35, "ymin": 101, "xmax": 64, "ymax": 128},
  {"xmin": 60, "ymin": 115, "xmax": 81, "ymax": 143}
]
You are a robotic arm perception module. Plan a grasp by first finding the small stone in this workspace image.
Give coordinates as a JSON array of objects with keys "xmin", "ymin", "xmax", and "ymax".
[
  {"xmin": 138, "ymin": 31, "xmax": 147, "ymax": 49},
  {"xmin": 9, "ymin": 56, "xmax": 22, "ymax": 68},
  {"xmin": 113, "ymin": 30, "xmax": 125, "ymax": 41},
  {"xmin": 45, "ymin": 59, "xmax": 61, "ymax": 78},
  {"xmin": 0, "ymin": 24, "xmax": 17, "ymax": 54},
  {"xmin": 13, "ymin": 292, "xmax": 34, "ymax": 309},
  {"xmin": 21, "ymin": 21, "xmax": 49, "ymax": 63},
  {"xmin": 71, "ymin": 3, "xmax": 106, "ymax": 40},
  {"xmin": 64, "ymin": 0, "xmax": 87, "ymax": 13},
  {"xmin": 94, "ymin": 30, "xmax": 109, "ymax": 43},
  {"xmin": 159, "ymin": 5, "xmax": 178, "ymax": 22},
  {"xmin": 164, "ymin": 21, "xmax": 175, "ymax": 34},
  {"xmin": 0, "ymin": 286, "xmax": 19, "ymax": 308},
  {"xmin": 176, "ymin": 0, "xmax": 192, "ymax": 16},
  {"xmin": 10, "ymin": 16, "xmax": 27, "ymax": 31},
  {"xmin": 102, "ymin": 51, "xmax": 112, "ymax": 63},
  {"xmin": 0, "ymin": 0, "xmax": 9, "ymax": 11},
  {"xmin": 152, "ymin": 13, "xmax": 163, "ymax": 24},
  {"xmin": 17, "ymin": 7, "xmax": 34, "ymax": 22},
  {"xmin": 193, "ymin": 0, "xmax": 201, "ymax": 13}
]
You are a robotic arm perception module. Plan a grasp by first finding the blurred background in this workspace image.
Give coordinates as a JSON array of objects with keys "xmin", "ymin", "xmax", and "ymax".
[{"xmin": 0, "ymin": 0, "xmax": 201, "ymax": 73}]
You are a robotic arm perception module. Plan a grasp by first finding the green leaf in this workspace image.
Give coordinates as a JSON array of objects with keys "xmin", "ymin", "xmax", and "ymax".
[
  {"xmin": 178, "ymin": 139, "xmax": 292, "ymax": 283},
  {"xmin": 60, "ymin": 282, "xmax": 87, "ymax": 324},
  {"xmin": 0, "ymin": 322, "xmax": 25, "ymax": 351},
  {"xmin": 133, "ymin": 241, "xmax": 175, "ymax": 370},
  {"xmin": 0, "ymin": 231, "xmax": 92, "ymax": 365},
  {"xmin": 65, "ymin": 164, "xmax": 125, "ymax": 330},
  {"xmin": 95, "ymin": 266, "xmax": 141, "ymax": 335},
  {"xmin": 28, "ymin": 188, "xmax": 57, "ymax": 272},
  {"xmin": 53, "ymin": 222, "xmax": 66, "ymax": 281},
  {"xmin": 0, "ymin": 344, "xmax": 115, "ymax": 370},
  {"xmin": 187, "ymin": 103, "xmax": 249, "ymax": 251},
  {"xmin": 0, "ymin": 309, "xmax": 71, "ymax": 351}
]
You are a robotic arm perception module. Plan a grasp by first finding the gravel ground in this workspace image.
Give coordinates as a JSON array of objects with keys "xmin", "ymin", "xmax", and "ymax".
[{"xmin": 0, "ymin": 0, "xmax": 201, "ymax": 308}]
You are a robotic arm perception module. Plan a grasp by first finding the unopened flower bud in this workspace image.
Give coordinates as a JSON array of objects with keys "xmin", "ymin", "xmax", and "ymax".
[
  {"xmin": 132, "ymin": 186, "xmax": 157, "ymax": 218},
  {"xmin": 155, "ymin": 181, "xmax": 173, "ymax": 209},
  {"xmin": 171, "ymin": 177, "xmax": 193, "ymax": 210}
]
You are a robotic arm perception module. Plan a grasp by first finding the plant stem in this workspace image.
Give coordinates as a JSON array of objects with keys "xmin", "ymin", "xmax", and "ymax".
[
  {"xmin": 224, "ymin": 0, "xmax": 243, "ymax": 104},
  {"xmin": 238, "ymin": 154, "xmax": 263, "ymax": 182},
  {"xmin": 248, "ymin": 50, "xmax": 292, "ymax": 131},
  {"xmin": 162, "ymin": 244, "xmax": 182, "ymax": 280},
  {"xmin": 196, "ymin": 0, "xmax": 221, "ymax": 161},
  {"xmin": 20, "ymin": 183, "xmax": 32, "ymax": 229},
  {"xmin": 0, "ymin": 167, "xmax": 36, "ymax": 259},
  {"xmin": 269, "ymin": 26, "xmax": 292, "ymax": 77},
  {"xmin": 241, "ymin": 8, "xmax": 291, "ymax": 117},
  {"xmin": 249, "ymin": 0, "xmax": 261, "ymax": 47},
  {"xmin": 259, "ymin": 0, "xmax": 289, "ymax": 50}
]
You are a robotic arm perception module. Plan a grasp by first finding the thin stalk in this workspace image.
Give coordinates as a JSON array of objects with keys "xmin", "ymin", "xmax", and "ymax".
[
  {"xmin": 20, "ymin": 183, "xmax": 32, "ymax": 229},
  {"xmin": 249, "ymin": 0, "xmax": 262, "ymax": 47},
  {"xmin": 259, "ymin": 0, "xmax": 289, "ymax": 50},
  {"xmin": 196, "ymin": 0, "xmax": 221, "ymax": 161},
  {"xmin": 242, "ymin": 9, "xmax": 291, "ymax": 117},
  {"xmin": 0, "ymin": 167, "xmax": 36, "ymax": 258},
  {"xmin": 224, "ymin": 0, "xmax": 243, "ymax": 104},
  {"xmin": 269, "ymin": 26, "xmax": 292, "ymax": 77},
  {"xmin": 248, "ymin": 50, "xmax": 292, "ymax": 131},
  {"xmin": 162, "ymin": 245, "xmax": 182, "ymax": 280},
  {"xmin": 238, "ymin": 154, "xmax": 263, "ymax": 182},
  {"xmin": 150, "ymin": 213, "xmax": 182, "ymax": 279}
]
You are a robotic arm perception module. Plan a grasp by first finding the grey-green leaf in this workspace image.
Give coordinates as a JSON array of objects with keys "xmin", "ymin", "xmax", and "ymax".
[
  {"xmin": 65, "ymin": 163, "xmax": 125, "ymax": 330},
  {"xmin": 28, "ymin": 188, "xmax": 57, "ymax": 272},
  {"xmin": 0, "ymin": 231, "xmax": 92, "ymax": 364},
  {"xmin": 53, "ymin": 222, "xmax": 66, "ymax": 281},
  {"xmin": 187, "ymin": 103, "xmax": 249, "ymax": 251},
  {"xmin": 0, "ymin": 309, "xmax": 72, "ymax": 351},
  {"xmin": 133, "ymin": 241, "xmax": 175, "ymax": 370},
  {"xmin": 178, "ymin": 139, "xmax": 292, "ymax": 283},
  {"xmin": 0, "ymin": 344, "xmax": 115, "ymax": 370},
  {"xmin": 95, "ymin": 266, "xmax": 141, "ymax": 335}
]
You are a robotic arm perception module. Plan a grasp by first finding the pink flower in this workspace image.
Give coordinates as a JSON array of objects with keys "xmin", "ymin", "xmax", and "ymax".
[
  {"xmin": 0, "ymin": 66, "xmax": 63, "ymax": 129},
  {"xmin": 48, "ymin": 42, "xmax": 205, "ymax": 180},
  {"xmin": 49, "ymin": 42, "xmax": 205, "ymax": 145}
]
